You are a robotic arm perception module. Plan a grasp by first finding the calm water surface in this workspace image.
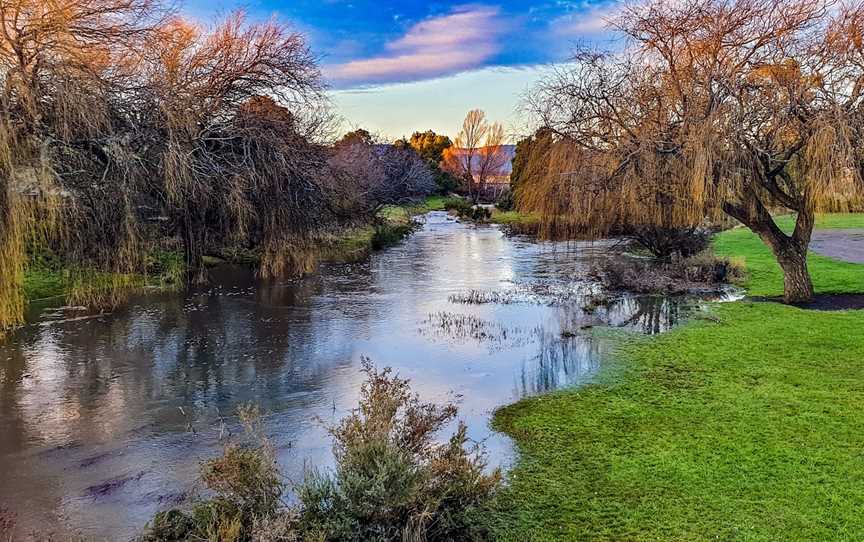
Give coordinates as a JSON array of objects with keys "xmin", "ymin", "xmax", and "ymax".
[{"xmin": 0, "ymin": 212, "xmax": 704, "ymax": 540}]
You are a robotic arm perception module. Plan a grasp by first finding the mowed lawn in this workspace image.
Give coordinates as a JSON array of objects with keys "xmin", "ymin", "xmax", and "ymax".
[{"xmin": 489, "ymin": 214, "xmax": 864, "ymax": 541}]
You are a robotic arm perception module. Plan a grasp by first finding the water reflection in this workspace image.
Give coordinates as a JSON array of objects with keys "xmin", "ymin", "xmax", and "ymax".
[{"xmin": 0, "ymin": 212, "xmax": 713, "ymax": 539}]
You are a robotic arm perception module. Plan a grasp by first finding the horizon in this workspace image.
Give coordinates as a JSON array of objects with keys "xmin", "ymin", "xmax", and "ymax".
[{"xmin": 181, "ymin": 0, "xmax": 623, "ymax": 140}]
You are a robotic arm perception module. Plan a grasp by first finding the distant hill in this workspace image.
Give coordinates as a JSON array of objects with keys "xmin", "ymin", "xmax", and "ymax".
[{"xmin": 448, "ymin": 145, "xmax": 517, "ymax": 175}]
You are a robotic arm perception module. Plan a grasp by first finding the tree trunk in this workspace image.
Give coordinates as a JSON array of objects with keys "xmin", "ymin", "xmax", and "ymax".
[
  {"xmin": 723, "ymin": 197, "xmax": 815, "ymax": 304},
  {"xmin": 181, "ymin": 211, "xmax": 207, "ymax": 285},
  {"xmin": 775, "ymin": 246, "xmax": 814, "ymax": 304}
]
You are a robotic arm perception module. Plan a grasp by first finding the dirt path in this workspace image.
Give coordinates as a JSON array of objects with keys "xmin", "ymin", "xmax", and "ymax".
[{"xmin": 810, "ymin": 229, "xmax": 864, "ymax": 264}]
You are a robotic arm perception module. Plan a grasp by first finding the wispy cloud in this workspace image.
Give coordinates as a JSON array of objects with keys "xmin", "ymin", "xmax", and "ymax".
[
  {"xmin": 326, "ymin": 6, "xmax": 507, "ymax": 87},
  {"xmin": 551, "ymin": 2, "xmax": 621, "ymax": 37}
]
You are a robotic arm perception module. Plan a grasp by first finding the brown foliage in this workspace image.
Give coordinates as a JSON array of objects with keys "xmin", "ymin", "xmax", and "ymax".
[{"xmin": 525, "ymin": 0, "xmax": 864, "ymax": 302}]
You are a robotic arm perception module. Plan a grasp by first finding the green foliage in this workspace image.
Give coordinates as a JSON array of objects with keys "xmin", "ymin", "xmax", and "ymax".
[
  {"xmin": 22, "ymin": 269, "xmax": 66, "ymax": 301},
  {"xmin": 146, "ymin": 250, "xmax": 186, "ymax": 288},
  {"xmin": 489, "ymin": 223, "xmax": 864, "ymax": 541},
  {"xmin": 408, "ymin": 130, "xmax": 452, "ymax": 164},
  {"xmin": 489, "ymin": 210, "xmax": 541, "ymax": 235},
  {"xmin": 494, "ymin": 189, "xmax": 515, "ymax": 212},
  {"xmin": 296, "ymin": 361, "xmax": 500, "ymax": 541},
  {"xmin": 371, "ymin": 222, "xmax": 416, "ymax": 250},
  {"xmin": 141, "ymin": 365, "xmax": 500, "ymax": 542},
  {"xmin": 443, "ymin": 197, "xmax": 473, "ymax": 215},
  {"xmin": 422, "ymin": 195, "xmax": 447, "ymax": 211},
  {"xmin": 408, "ymin": 130, "xmax": 458, "ymax": 194},
  {"xmin": 140, "ymin": 406, "xmax": 281, "ymax": 542}
]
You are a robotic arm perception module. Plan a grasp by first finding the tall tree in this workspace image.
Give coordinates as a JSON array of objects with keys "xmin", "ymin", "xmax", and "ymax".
[
  {"xmin": 528, "ymin": 0, "xmax": 864, "ymax": 302},
  {"xmin": 443, "ymin": 109, "xmax": 508, "ymax": 201},
  {"xmin": 142, "ymin": 13, "xmax": 324, "ymax": 283},
  {"xmin": 510, "ymin": 127, "xmax": 555, "ymax": 205},
  {"xmin": 408, "ymin": 130, "xmax": 452, "ymax": 164},
  {"xmin": 0, "ymin": 0, "xmax": 164, "ymax": 333},
  {"xmin": 407, "ymin": 130, "xmax": 457, "ymax": 193}
]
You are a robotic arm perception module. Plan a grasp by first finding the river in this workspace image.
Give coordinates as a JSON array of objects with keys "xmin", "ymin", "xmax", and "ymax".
[{"xmin": 0, "ymin": 211, "xmax": 704, "ymax": 540}]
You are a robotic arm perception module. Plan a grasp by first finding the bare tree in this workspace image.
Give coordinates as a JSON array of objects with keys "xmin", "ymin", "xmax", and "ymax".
[
  {"xmin": 327, "ymin": 129, "xmax": 434, "ymax": 219},
  {"xmin": 474, "ymin": 121, "xmax": 509, "ymax": 197},
  {"xmin": 527, "ymin": 0, "xmax": 864, "ymax": 302},
  {"xmin": 0, "ymin": 0, "xmax": 165, "ymax": 333},
  {"xmin": 443, "ymin": 109, "xmax": 509, "ymax": 201},
  {"xmin": 139, "ymin": 12, "xmax": 325, "ymax": 282}
]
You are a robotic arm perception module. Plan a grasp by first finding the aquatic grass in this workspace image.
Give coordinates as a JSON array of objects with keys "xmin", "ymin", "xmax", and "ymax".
[{"xmin": 489, "ymin": 214, "xmax": 864, "ymax": 541}]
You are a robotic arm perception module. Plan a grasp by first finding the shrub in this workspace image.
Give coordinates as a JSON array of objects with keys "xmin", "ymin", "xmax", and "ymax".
[
  {"xmin": 629, "ymin": 226, "xmax": 712, "ymax": 260},
  {"xmin": 296, "ymin": 361, "xmax": 500, "ymax": 541},
  {"xmin": 141, "ymin": 363, "xmax": 500, "ymax": 542},
  {"xmin": 597, "ymin": 250, "xmax": 745, "ymax": 294},
  {"xmin": 371, "ymin": 222, "xmax": 416, "ymax": 250},
  {"xmin": 495, "ymin": 189, "xmax": 515, "ymax": 212},
  {"xmin": 450, "ymin": 203, "xmax": 492, "ymax": 223},
  {"xmin": 443, "ymin": 196, "xmax": 473, "ymax": 215},
  {"xmin": 140, "ymin": 405, "xmax": 281, "ymax": 542}
]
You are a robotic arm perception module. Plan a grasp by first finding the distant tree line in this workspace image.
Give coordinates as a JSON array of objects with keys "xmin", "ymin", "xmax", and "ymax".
[{"xmin": 0, "ymin": 0, "xmax": 435, "ymax": 334}]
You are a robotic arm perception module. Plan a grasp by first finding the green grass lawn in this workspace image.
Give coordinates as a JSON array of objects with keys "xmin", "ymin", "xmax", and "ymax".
[
  {"xmin": 714, "ymin": 215, "xmax": 864, "ymax": 297},
  {"xmin": 490, "ymin": 214, "xmax": 864, "ymax": 541},
  {"xmin": 490, "ymin": 210, "xmax": 541, "ymax": 227}
]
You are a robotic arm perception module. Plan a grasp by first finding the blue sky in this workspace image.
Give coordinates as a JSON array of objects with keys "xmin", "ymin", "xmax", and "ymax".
[{"xmin": 183, "ymin": 0, "xmax": 621, "ymax": 139}]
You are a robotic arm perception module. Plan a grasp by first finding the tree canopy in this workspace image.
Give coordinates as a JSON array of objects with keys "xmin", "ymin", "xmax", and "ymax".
[{"xmin": 526, "ymin": 0, "xmax": 864, "ymax": 302}]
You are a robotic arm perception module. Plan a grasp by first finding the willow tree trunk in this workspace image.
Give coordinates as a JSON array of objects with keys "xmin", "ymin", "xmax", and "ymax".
[
  {"xmin": 181, "ymin": 211, "xmax": 207, "ymax": 285},
  {"xmin": 758, "ymin": 209, "xmax": 815, "ymax": 304},
  {"xmin": 724, "ymin": 199, "xmax": 815, "ymax": 304},
  {"xmin": 774, "ymin": 244, "xmax": 814, "ymax": 304}
]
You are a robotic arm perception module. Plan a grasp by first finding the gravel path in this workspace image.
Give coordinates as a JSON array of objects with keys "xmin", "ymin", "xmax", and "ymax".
[{"xmin": 810, "ymin": 229, "xmax": 864, "ymax": 264}]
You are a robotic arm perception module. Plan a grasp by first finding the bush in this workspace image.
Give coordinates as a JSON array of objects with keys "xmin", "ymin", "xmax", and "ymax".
[
  {"xmin": 296, "ymin": 361, "xmax": 500, "ymax": 541},
  {"xmin": 371, "ymin": 222, "xmax": 416, "ymax": 250},
  {"xmin": 629, "ymin": 226, "xmax": 712, "ymax": 260},
  {"xmin": 598, "ymin": 250, "xmax": 745, "ymax": 294},
  {"xmin": 141, "ymin": 363, "xmax": 500, "ymax": 542},
  {"xmin": 443, "ymin": 196, "xmax": 473, "ymax": 215},
  {"xmin": 495, "ymin": 189, "xmax": 515, "ymax": 212},
  {"xmin": 434, "ymin": 171, "xmax": 460, "ymax": 195},
  {"xmin": 140, "ymin": 405, "xmax": 281, "ymax": 542}
]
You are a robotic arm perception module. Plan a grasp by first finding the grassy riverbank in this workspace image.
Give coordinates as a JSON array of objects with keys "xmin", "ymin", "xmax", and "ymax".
[
  {"xmin": 21, "ymin": 199, "xmax": 442, "ymax": 306},
  {"xmin": 490, "ymin": 215, "xmax": 864, "ymax": 541}
]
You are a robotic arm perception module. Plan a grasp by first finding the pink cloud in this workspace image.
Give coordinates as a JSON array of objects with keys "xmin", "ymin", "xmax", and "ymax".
[{"xmin": 327, "ymin": 6, "xmax": 505, "ymax": 86}]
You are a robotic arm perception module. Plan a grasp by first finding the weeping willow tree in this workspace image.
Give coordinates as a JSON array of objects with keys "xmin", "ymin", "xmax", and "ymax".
[
  {"xmin": 141, "ymin": 14, "xmax": 327, "ymax": 283},
  {"xmin": 0, "ymin": 0, "xmax": 163, "ymax": 334},
  {"xmin": 233, "ymin": 96, "xmax": 331, "ymax": 279},
  {"xmin": 526, "ymin": 0, "xmax": 864, "ymax": 303}
]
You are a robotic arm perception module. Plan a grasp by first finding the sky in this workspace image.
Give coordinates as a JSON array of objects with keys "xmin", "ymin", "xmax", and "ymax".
[{"xmin": 182, "ymin": 0, "xmax": 623, "ymax": 140}]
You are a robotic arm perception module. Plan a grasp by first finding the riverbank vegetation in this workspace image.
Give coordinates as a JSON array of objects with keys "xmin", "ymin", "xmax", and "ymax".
[
  {"xmin": 515, "ymin": 0, "xmax": 864, "ymax": 303},
  {"xmin": 489, "ymin": 218, "xmax": 864, "ymax": 541},
  {"xmin": 140, "ymin": 363, "xmax": 500, "ymax": 542},
  {"xmin": 0, "ymin": 0, "xmax": 441, "ymax": 337}
]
